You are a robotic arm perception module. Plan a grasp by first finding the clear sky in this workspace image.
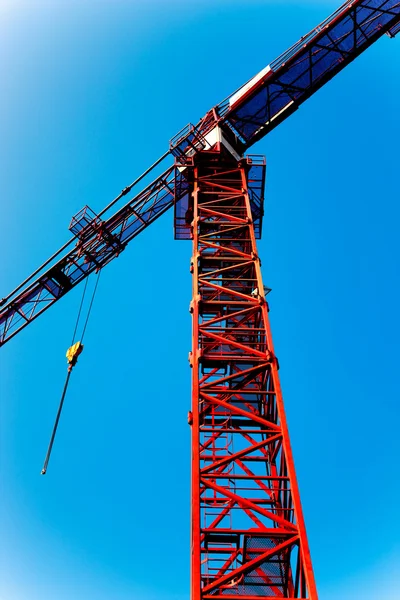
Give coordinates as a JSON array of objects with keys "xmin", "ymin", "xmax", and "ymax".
[{"xmin": 0, "ymin": 1, "xmax": 399, "ymax": 599}]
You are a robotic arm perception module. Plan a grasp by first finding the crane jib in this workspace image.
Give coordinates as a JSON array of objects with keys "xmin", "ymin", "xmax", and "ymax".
[
  {"xmin": 0, "ymin": 0, "xmax": 399, "ymax": 347},
  {"xmin": 0, "ymin": 165, "xmax": 175, "ymax": 345}
]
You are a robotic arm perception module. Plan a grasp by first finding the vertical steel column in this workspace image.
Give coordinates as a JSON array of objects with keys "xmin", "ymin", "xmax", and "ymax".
[
  {"xmin": 189, "ymin": 149, "xmax": 317, "ymax": 600},
  {"xmin": 191, "ymin": 168, "xmax": 202, "ymax": 600}
]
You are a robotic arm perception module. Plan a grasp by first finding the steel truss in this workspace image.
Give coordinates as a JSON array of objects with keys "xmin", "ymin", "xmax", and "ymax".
[
  {"xmin": 0, "ymin": 166, "xmax": 176, "ymax": 345},
  {"xmin": 189, "ymin": 150, "xmax": 317, "ymax": 599}
]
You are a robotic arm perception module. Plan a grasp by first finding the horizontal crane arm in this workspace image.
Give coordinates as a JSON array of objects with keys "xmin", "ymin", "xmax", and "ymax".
[
  {"xmin": 0, "ymin": 166, "xmax": 177, "ymax": 346},
  {"xmin": 169, "ymin": 0, "xmax": 399, "ymax": 157},
  {"xmin": 219, "ymin": 0, "xmax": 400, "ymax": 149}
]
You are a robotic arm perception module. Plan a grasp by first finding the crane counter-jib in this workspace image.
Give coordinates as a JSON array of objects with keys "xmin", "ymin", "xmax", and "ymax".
[
  {"xmin": 217, "ymin": 0, "xmax": 400, "ymax": 148},
  {"xmin": 168, "ymin": 0, "xmax": 399, "ymax": 158}
]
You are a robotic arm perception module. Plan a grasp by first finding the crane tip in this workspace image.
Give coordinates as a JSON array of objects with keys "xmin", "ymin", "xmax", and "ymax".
[{"xmin": 41, "ymin": 469, "xmax": 47, "ymax": 475}]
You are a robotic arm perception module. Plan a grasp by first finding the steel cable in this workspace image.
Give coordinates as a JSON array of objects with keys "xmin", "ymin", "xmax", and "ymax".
[
  {"xmin": 81, "ymin": 269, "xmax": 101, "ymax": 343},
  {"xmin": 41, "ymin": 270, "xmax": 101, "ymax": 474},
  {"xmin": 41, "ymin": 369, "xmax": 72, "ymax": 475},
  {"xmin": 70, "ymin": 277, "xmax": 89, "ymax": 346}
]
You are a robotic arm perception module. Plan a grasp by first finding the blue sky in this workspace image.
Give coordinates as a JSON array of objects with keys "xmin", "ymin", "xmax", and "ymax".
[{"xmin": 1, "ymin": 1, "xmax": 399, "ymax": 599}]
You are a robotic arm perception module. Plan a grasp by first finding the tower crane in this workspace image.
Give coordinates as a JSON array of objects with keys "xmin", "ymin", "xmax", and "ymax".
[{"xmin": 1, "ymin": 2, "xmax": 399, "ymax": 599}]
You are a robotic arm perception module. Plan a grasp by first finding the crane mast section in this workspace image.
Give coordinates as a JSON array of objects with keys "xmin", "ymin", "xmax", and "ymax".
[{"xmin": 190, "ymin": 151, "xmax": 317, "ymax": 599}]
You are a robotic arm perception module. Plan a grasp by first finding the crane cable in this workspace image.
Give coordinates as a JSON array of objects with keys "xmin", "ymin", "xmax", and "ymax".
[
  {"xmin": 41, "ymin": 270, "xmax": 102, "ymax": 475},
  {"xmin": 80, "ymin": 269, "xmax": 101, "ymax": 344},
  {"xmin": 70, "ymin": 277, "xmax": 89, "ymax": 347}
]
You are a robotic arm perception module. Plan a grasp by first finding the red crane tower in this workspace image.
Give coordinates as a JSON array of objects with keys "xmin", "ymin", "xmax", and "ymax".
[{"xmin": 1, "ymin": 2, "xmax": 399, "ymax": 599}]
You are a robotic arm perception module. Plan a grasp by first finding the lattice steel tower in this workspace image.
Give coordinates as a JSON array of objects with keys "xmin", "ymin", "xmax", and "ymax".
[{"xmin": 174, "ymin": 136, "xmax": 316, "ymax": 598}]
